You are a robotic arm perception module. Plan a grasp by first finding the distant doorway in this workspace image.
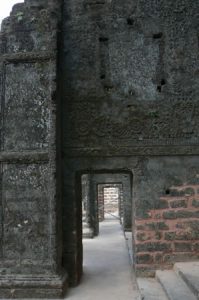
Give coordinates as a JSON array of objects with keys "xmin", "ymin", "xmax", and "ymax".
[
  {"xmin": 98, "ymin": 183, "xmax": 123, "ymax": 222},
  {"xmin": 63, "ymin": 168, "xmax": 133, "ymax": 285}
]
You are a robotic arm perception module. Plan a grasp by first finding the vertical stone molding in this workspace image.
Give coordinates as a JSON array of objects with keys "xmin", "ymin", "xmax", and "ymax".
[{"xmin": 0, "ymin": 0, "xmax": 68, "ymax": 298}]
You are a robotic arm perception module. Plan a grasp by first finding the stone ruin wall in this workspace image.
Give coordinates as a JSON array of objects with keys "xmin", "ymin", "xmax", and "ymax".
[
  {"xmin": 0, "ymin": 0, "xmax": 198, "ymax": 294},
  {"xmin": 62, "ymin": 0, "xmax": 199, "ymax": 278},
  {"xmin": 62, "ymin": 0, "xmax": 199, "ymax": 155}
]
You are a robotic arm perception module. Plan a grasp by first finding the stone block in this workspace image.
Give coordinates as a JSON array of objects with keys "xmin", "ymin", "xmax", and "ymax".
[
  {"xmin": 136, "ymin": 232, "xmax": 149, "ymax": 241},
  {"xmin": 136, "ymin": 254, "xmax": 153, "ymax": 264},
  {"xmin": 170, "ymin": 200, "xmax": 187, "ymax": 208},
  {"xmin": 174, "ymin": 243, "xmax": 192, "ymax": 252},
  {"xmin": 154, "ymin": 200, "xmax": 169, "ymax": 209},
  {"xmin": 136, "ymin": 242, "xmax": 171, "ymax": 253},
  {"xmin": 163, "ymin": 253, "xmax": 199, "ymax": 263},
  {"xmin": 4, "ymin": 63, "xmax": 51, "ymax": 151},
  {"xmin": 146, "ymin": 222, "xmax": 169, "ymax": 231},
  {"xmin": 192, "ymin": 199, "xmax": 199, "ymax": 208},
  {"xmin": 163, "ymin": 210, "xmax": 199, "ymax": 219},
  {"xmin": 165, "ymin": 232, "xmax": 176, "ymax": 241},
  {"xmin": 163, "ymin": 211, "xmax": 177, "ymax": 219}
]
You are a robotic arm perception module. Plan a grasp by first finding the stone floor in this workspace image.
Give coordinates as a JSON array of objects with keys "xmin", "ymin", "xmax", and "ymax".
[{"xmin": 66, "ymin": 218, "xmax": 141, "ymax": 300}]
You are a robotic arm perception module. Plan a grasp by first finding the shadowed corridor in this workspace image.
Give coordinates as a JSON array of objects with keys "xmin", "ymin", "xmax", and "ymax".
[{"xmin": 66, "ymin": 218, "xmax": 140, "ymax": 300}]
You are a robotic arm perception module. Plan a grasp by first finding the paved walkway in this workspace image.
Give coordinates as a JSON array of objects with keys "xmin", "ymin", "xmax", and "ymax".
[{"xmin": 66, "ymin": 218, "xmax": 141, "ymax": 300}]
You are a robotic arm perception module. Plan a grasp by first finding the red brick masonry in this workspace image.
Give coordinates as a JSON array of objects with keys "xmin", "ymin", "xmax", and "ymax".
[{"xmin": 135, "ymin": 184, "xmax": 199, "ymax": 276}]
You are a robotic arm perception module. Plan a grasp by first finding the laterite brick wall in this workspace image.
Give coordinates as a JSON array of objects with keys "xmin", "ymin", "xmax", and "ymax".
[
  {"xmin": 98, "ymin": 184, "xmax": 123, "ymax": 221},
  {"xmin": 104, "ymin": 187, "xmax": 119, "ymax": 214},
  {"xmin": 135, "ymin": 183, "xmax": 199, "ymax": 276},
  {"xmin": 98, "ymin": 185, "xmax": 104, "ymax": 222}
]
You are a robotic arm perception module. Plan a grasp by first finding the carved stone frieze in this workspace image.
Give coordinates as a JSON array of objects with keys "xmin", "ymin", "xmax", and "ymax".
[{"xmin": 64, "ymin": 98, "xmax": 199, "ymax": 155}]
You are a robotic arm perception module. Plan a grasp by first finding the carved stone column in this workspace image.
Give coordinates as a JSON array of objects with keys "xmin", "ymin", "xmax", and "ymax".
[{"xmin": 0, "ymin": 0, "xmax": 68, "ymax": 297}]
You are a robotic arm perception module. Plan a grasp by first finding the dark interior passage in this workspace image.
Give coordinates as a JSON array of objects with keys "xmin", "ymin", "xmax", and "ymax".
[
  {"xmin": 98, "ymin": 183, "xmax": 123, "ymax": 222},
  {"xmin": 72, "ymin": 171, "xmax": 137, "ymax": 298},
  {"xmin": 67, "ymin": 218, "xmax": 140, "ymax": 300},
  {"xmin": 81, "ymin": 172, "xmax": 133, "ymax": 240},
  {"xmin": 103, "ymin": 186, "xmax": 119, "ymax": 216}
]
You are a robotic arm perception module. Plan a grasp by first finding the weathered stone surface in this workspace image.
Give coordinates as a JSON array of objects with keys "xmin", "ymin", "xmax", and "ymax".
[
  {"xmin": 62, "ymin": 0, "xmax": 199, "ymax": 157},
  {"xmin": 192, "ymin": 199, "xmax": 199, "ymax": 208},
  {"xmin": 2, "ymin": 164, "xmax": 49, "ymax": 263},
  {"xmin": 1, "ymin": 1, "xmax": 58, "ymax": 53},
  {"xmin": 0, "ymin": 0, "xmax": 68, "ymax": 297},
  {"xmin": 163, "ymin": 210, "xmax": 199, "ymax": 219},
  {"xmin": 136, "ymin": 242, "xmax": 172, "ymax": 253},
  {"xmin": 170, "ymin": 200, "xmax": 187, "ymax": 208},
  {"xmin": 4, "ymin": 63, "xmax": 51, "ymax": 151},
  {"xmin": 175, "ymin": 243, "xmax": 192, "ymax": 252},
  {"xmin": 146, "ymin": 222, "xmax": 169, "ymax": 231},
  {"xmin": 136, "ymin": 254, "xmax": 153, "ymax": 264},
  {"xmin": 0, "ymin": 0, "xmax": 199, "ymax": 292},
  {"xmin": 156, "ymin": 269, "xmax": 198, "ymax": 300}
]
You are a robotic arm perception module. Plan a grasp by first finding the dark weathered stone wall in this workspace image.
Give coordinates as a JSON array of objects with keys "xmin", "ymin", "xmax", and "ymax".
[
  {"xmin": 62, "ymin": 0, "xmax": 199, "ymax": 157},
  {"xmin": 84, "ymin": 173, "xmax": 131, "ymax": 235},
  {"xmin": 91, "ymin": 173, "xmax": 132, "ymax": 231},
  {"xmin": 61, "ymin": 0, "xmax": 199, "ymax": 283},
  {"xmin": 0, "ymin": 0, "xmax": 67, "ymax": 297},
  {"xmin": 0, "ymin": 0, "xmax": 199, "ymax": 293}
]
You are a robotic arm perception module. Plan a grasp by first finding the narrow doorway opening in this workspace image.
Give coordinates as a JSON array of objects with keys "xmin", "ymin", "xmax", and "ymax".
[
  {"xmin": 103, "ymin": 186, "xmax": 119, "ymax": 219},
  {"xmin": 79, "ymin": 171, "xmax": 134, "ymax": 281},
  {"xmin": 98, "ymin": 183, "xmax": 123, "ymax": 223}
]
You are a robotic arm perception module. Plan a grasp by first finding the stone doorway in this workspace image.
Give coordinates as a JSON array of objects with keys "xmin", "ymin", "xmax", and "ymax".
[
  {"xmin": 103, "ymin": 186, "xmax": 120, "ymax": 218},
  {"xmin": 62, "ymin": 169, "xmax": 133, "ymax": 286},
  {"xmin": 81, "ymin": 172, "xmax": 132, "ymax": 238},
  {"xmin": 80, "ymin": 171, "xmax": 133, "ymax": 289},
  {"xmin": 98, "ymin": 184, "xmax": 123, "ymax": 222}
]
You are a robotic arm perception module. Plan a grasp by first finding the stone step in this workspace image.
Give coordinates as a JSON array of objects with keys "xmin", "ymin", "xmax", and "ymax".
[
  {"xmin": 137, "ymin": 278, "xmax": 169, "ymax": 300},
  {"xmin": 156, "ymin": 270, "xmax": 197, "ymax": 300},
  {"xmin": 174, "ymin": 262, "xmax": 199, "ymax": 299}
]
